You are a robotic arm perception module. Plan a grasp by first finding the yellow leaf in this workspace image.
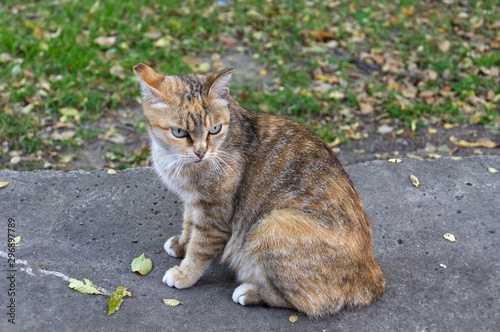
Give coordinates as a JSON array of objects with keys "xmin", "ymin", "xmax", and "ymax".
[
  {"xmin": 410, "ymin": 174, "xmax": 420, "ymax": 188},
  {"xmin": 12, "ymin": 236, "xmax": 21, "ymax": 244},
  {"xmin": 451, "ymin": 156, "xmax": 462, "ymax": 160},
  {"xmin": 386, "ymin": 82, "xmax": 399, "ymax": 91},
  {"xmin": 197, "ymin": 62, "xmax": 211, "ymax": 73},
  {"xmin": 428, "ymin": 127, "xmax": 437, "ymax": 134},
  {"xmin": 328, "ymin": 91, "xmax": 345, "ymax": 100},
  {"xmin": 259, "ymin": 69, "xmax": 268, "ymax": 77},
  {"xmin": 68, "ymin": 278, "xmax": 105, "ymax": 295},
  {"xmin": 107, "ymin": 169, "xmax": 117, "ymax": 175},
  {"xmin": 39, "ymin": 41, "xmax": 49, "ymax": 51},
  {"xmin": 289, "ymin": 314, "xmax": 298, "ymax": 323},
  {"xmin": 443, "ymin": 233, "xmax": 456, "ymax": 242},
  {"xmin": 327, "ymin": 137, "xmax": 343, "ymax": 147},
  {"xmin": 488, "ymin": 167, "xmax": 499, "ymax": 174},
  {"xmin": 443, "ymin": 123, "xmax": 455, "ymax": 130},
  {"xmin": 454, "ymin": 139, "xmax": 498, "ymax": 149},
  {"xmin": 163, "ymin": 299, "xmax": 182, "ymax": 306},
  {"xmin": 388, "ymin": 158, "xmax": 402, "ymax": 163},
  {"xmin": 0, "ymin": 181, "xmax": 11, "ymax": 189}
]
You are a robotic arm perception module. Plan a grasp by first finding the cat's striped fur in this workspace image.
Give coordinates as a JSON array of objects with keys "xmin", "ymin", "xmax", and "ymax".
[{"xmin": 133, "ymin": 63, "xmax": 385, "ymax": 316}]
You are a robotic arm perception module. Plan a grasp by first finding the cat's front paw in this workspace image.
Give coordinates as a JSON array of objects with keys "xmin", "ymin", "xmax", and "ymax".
[
  {"xmin": 162, "ymin": 266, "xmax": 197, "ymax": 289},
  {"xmin": 164, "ymin": 236, "xmax": 185, "ymax": 258}
]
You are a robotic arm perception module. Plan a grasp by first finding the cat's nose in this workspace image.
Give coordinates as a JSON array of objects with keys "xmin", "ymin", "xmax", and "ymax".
[{"xmin": 194, "ymin": 150, "xmax": 206, "ymax": 159}]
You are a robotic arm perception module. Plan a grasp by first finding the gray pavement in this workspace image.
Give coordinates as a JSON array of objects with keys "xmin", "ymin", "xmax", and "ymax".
[{"xmin": 1, "ymin": 156, "xmax": 499, "ymax": 332}]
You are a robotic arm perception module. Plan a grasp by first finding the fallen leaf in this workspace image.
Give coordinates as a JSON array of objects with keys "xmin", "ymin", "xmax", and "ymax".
[
  {"xmin": 386, "ymin": 82, "xmax": 399, "ymax": 91},
  {"xmin": 197, "ymin": 62, "xmax": 211, "ymax": 73},
  {"xmin": 59, "ymin": 107, "xmax": 80, "ymax": 122},
  {"xmin": 488, "ymin": 167, "xmax": 499, "ymax": 174},
  {"xmin": 328, "ymin": 91, "xmax": 345, "ymax": 100},
  {"xmin": 443, "ymin": 233, "xmax": 456, "ymax": 242},
  {"xmin": 163, "ymin": 299, "xmax": 182, "ymax": 306},
  {"xmin": 51, "ymin": 131, "xmax": 76, "ymax": 141},
  {"xmin": 388, "ymin": 158, "xmax": 402, "ymax": 163},
  {"xmin": 410, "ymin": 174, "xmax": 420, "ymax": 188},
  {"xmin": 401, "ymin": 84, "xmax": 418, "ymax": 98},
  {"xmin": 443, "ymin": 123, "xmax": 455, "ymax": 130},
  {"xmin": 439, "ymin": 40, "xmax": 451, "ymax": 52},
  {"xmin": 131, "ymin": 253, "xmax": 152, "ymax": 275},
  {"xmin": 327, "ymin": 136, "xmax": 343, "ymax": 147},
  {"xmin": 181, "ymin": 55, "xmax": 201, "ymax": 68},
  {"xmin": 428, "ymin": 127, "xmax": 437, "ymax": 134},
  {"xmin": 153, "ymin": 37, "xmax": 171, "ymax": 48},
  {"xmin": 454, "ymin": 139, "xmax": 498, "ymax": 149},
  {"xmin": 307, "ymin": 30, "xmax": 336, "ymax": 42},
  {"xmin": 107, "ymin": 169, "xmax": 117, "ymax": 175},
  {"xmin": 108, "ymin": 286, "xmax": 131, "ymax": 316},
  {"xmin": 12, "ymin": 236, "xmax": 21, "ymax": 244},
  {"xmin": 0, "ymin": 181, "xmax": 11, "ymax": 189},
  {"xmin": 94, "ymin": 36, "xmax": 116, "ymax": 47},
  {"xmin": 68, "ymin": 278, "xmax": 104, "ymax": 295},
  {"xmin": 259, "ymin": 69, "xmax": 268, "ymax": 77},
  {"xmin": 109, "ymin": 64, "xmax": 126, "ymax": 80},
  {"xmin": 0, "ymin": 53, "xmax": 14, "ymax": 62},
  {"xmin": 219, "ymin": 33, "xmax": 238, "ymax": 46},
  {"xmin": 359, "ymin": 102, "xmax": 374, "ymax": 114},
  {"xmin": 289, "ymin": 314, "xmax": 298, "ymax": 323}
]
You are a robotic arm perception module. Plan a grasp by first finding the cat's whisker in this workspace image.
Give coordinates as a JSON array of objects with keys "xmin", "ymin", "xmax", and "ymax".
[{"xmin": 215, "ymin": 155, "xmax": 235, "ymax": 175}]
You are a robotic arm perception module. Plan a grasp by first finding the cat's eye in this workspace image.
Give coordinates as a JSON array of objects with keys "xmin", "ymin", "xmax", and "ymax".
[
  {"xmin": 209, "ymin": 124, "xmax": 222, "ymax": 135},
  {"xmin": 171, "ymin": 128, "xmax": 188, "ymax": 138}
]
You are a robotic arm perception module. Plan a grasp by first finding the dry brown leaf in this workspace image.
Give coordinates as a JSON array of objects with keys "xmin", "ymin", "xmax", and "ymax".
[
  {"xmin": 439, "ymin": 40, "xmax": 451, "ymax": 52},
  {"xmin": 219, "ymin": 33, "xmax": 238, "ymax": 46},
  {"xmin": 401, "ymin": 84, "xmax": 418, "ymax": 98},
  {"xmin": 359, "ymin": 102, "xmax": 374, "ymax": 114},
  {"xmin": 181, "ymin": 55, "xmax": 201, "ymax": 68},
  {"xmin": 307, "ymin": 30, "xmax": 336, "ymax": 42}
]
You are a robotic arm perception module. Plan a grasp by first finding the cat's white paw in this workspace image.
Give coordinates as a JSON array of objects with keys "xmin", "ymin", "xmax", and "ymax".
[
  {"xmin": 162, "ymin": 269, "xmax": 175, "ymax": 287},
  {"xmin": 232, "ymin": 283, "xmax": 253, "ymax": 305},
  {"xmin": 164, "ymin": 236, "xmax": 178, "ymax": 257}
]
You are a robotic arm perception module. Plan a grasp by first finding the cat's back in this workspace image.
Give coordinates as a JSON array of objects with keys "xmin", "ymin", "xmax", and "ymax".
[{"xmin": 228, "ymin": 100, "xmax": 367, "ymax": 231}]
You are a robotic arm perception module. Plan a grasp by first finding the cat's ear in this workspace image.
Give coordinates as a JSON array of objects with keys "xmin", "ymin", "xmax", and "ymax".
[
  {"xmin": 207, "ymin": 68, "xmax": 235, "ymax": 100},
  {"xmin": 133, "ymin": 63, "xmax": 168, "ymax": 107}
]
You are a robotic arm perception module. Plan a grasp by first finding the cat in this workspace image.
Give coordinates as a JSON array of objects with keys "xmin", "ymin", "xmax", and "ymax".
[{"xmin": 133, "ymin": 63, "xmax": 385, "ymax": 317}]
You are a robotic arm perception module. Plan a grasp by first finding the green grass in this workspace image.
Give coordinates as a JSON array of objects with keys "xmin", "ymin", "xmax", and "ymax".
[{"xmin": 0, "ymin": 0, "xmax": 499, "ymax": 170}]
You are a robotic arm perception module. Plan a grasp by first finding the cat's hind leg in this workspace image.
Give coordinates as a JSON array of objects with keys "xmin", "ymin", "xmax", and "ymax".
[{"xmin": 232, "ymin": 283, "xmax": 292, "ymax": 309}]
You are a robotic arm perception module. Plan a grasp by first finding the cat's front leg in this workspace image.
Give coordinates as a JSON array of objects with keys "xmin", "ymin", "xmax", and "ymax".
[
  {"xmin": 164, "ymin": 205, "xmax": 194, "ymax": 258},
  {"xmin": 163, "ymin": 224, "xmax": 229, "ymax": 289}
]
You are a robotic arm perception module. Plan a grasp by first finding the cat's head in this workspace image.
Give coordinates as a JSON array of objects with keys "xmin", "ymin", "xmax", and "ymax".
[{"xmin": 133, "ymin": 63, "xmax": 234, "ymax": 165}]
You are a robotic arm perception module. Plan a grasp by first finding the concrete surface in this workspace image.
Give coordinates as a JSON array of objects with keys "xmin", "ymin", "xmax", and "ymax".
[{"xmin": 0, "ymin": 156, "xmax": 499, "ymax": 332}]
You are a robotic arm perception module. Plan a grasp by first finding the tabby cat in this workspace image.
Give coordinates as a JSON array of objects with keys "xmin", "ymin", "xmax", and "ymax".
[{"xmin": 133, "ymin": 63, "xmax": 385, "ymax": 316}]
